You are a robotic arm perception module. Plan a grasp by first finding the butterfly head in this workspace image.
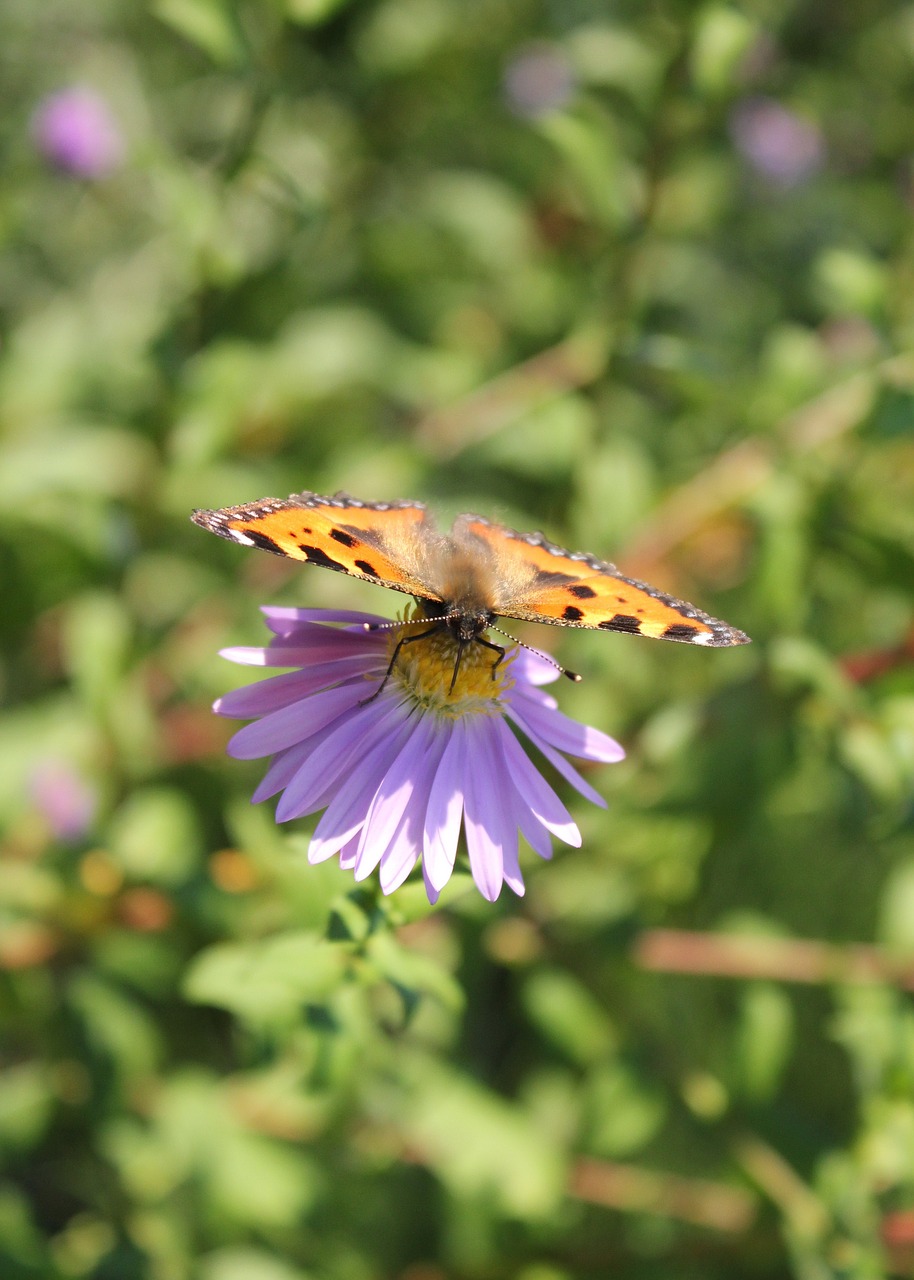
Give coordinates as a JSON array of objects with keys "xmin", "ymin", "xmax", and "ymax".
[{"xmin": 418, "ymin": 597, "xmax": 494, "ymax": 644}]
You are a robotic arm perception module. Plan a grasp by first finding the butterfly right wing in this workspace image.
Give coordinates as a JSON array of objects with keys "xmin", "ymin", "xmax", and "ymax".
[{"xmin": 459, "ymin": 515, "xmax": 750, "ymax": 646}]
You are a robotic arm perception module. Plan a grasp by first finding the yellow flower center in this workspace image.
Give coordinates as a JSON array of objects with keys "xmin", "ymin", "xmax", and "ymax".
[{"xmin": 388, "ymin": 605, "xmax": 515, "ymax": 717}]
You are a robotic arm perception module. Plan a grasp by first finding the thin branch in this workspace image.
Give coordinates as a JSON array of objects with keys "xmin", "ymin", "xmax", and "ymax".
[
  {"xmin": 570, "ymin": 1155, "xmax": 757, "ymax": 1233},
  {"xmin": 634, "ymin": 928, "xmax": 914, "ymax": 990}
]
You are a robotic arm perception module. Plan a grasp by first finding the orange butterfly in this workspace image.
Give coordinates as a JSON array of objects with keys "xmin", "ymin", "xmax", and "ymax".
[{"xmin": 192, "ymin": 490, "xmax": 749, "ymax": 682}]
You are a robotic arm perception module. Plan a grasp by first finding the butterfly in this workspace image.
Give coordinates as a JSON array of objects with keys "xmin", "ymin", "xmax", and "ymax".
[{"xmin": 192, "ymin": 490, "xmax": 750, "ymax": 689}]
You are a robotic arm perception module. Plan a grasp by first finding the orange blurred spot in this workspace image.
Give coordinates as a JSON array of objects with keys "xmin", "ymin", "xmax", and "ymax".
[
  {"xmin": 883, "ymin": 1209, "xmax": 914, "ymax": 1246},
  {"xmin": 79, "ymin": 850, "xmax": 123, "ymax": 896},
  {"xmin": 484, "ymin": 916, "xmax": 542, "ymax": 965},
  {"xmin": 159, "ymin": 705, "xmax": 231, "ymax": 763},
  {"xmin": 118, "ymin": 888, "xmax": 173, "ymax": 932},
  {"xmin": 209, "ymin": 848, "xmax": 260, "ymax": 893},
  {"xmin": 840, "ymin": 625, "xmax": 914, "ymax": 683},
  {"xmin": 0, "ymin": 922, "xmax": 59, "ymax": 969},
  {"xmin": 883, "ymin": 1209, "xmax": 914, "ymax": 1274}
]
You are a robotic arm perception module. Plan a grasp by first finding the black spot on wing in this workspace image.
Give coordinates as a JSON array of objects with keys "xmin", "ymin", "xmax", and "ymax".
[
  {"xmin": 298, "ymin": 543, "xmax": 346, "ymax": 571},
  {"xmin": 562, "ymin": 605, "xmax": 584, "ymax": 622},
  {"xmin": 568, "ymin": 584, "xmax": 597, "ymax": 599},
  {"xmin": 530, "ymin": 567, "xmax": 576, "ymax": 588},
  {"xmin": 330, "ymin": 529, "xmax": 358, "ymax": 548},
  {"xmin": 599, "ymin": 614, "xmax": 642, "ymax": 634},
  {"xmin": 662, "ymin": 623, "xmax": 700, "ymax": 642},
  {"xmin": 244, "ymin": 530, "xmax": 285, "ymax": 556},
  {"xmin": 354, "ymin": 559, "xmax": 378, "ymax": 576}
]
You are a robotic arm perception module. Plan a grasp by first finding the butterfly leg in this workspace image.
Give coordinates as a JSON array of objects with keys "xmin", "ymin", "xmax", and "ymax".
[
  {"xmin": 474, "ymin": 636, "xmax": 506, "ymax": 680},
  {"xmin": 449, "ymin": 635, "xmax": 507, "ymax": 694},
  {"xmin": 360, "ymin": 625, "xmax": 442, "ymax": 706}
]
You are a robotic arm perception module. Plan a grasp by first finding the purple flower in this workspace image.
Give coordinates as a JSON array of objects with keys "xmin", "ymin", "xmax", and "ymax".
[
  {"xmin": 31, "ymin": 87, "xmax": 124, "ymax": 179},
  {"xmin": 729, "ymin": 97, "xmax": 824, "ymax": 188},
  {"xmin": 29, "ymin": 759, "xmax": 97, "ymax": 843},
  {"xmin": 503, "ymin": 43, "xmax": 576, "ymax": 119},
  {"xmin": 214, "ymin": 607, "xmax": 624, "ymax": 903}
]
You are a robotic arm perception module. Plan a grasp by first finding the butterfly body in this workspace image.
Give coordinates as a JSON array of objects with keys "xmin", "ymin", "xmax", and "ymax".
[{"xmin": 191, "ymin": 490, "xmax": 750, "ymax": 651}]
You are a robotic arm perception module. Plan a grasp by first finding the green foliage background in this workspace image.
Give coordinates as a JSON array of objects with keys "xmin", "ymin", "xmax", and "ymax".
[{"xmin": 3, "ymin": 1, "xmax": 914, "ymax": 1277}]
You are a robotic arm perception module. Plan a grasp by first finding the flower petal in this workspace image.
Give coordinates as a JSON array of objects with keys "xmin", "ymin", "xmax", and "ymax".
[
  {"xmin": 338, "ymin": 835, "xmax": 360, "ymax": 869},
  {"xmin": 227, "ymin": 683, "xmax": 365, "ymax": 759},
  {"xmin": 493, "ymin": 720, "xmax": 581, "ymax": 846},
  {"xmin": 215, "ymin": 657, "xmax": 373, "ymax": 717},
  {"xmin": 277, "ymin": 693, "xmax": 409, "ymax": 823},
  {"xmin": 379, "ymin": 830, "xmax": 421, "ymax": 893},
  {"xmin": 261, "ymin": 606, "xmax": 385, "ymax": 631},
  {"xmin": 506, "ymin": 781, "xmax": 554, "ymax": 860},
  {"xmin": 422, "ymin": 862, "xmax": 441, "ymax": 904},
  {"xmin": 510, "ymin": 689, "xmax": 625, "ymax": 763},
  {"xmin": 509, "ymin": 647, "xmax": 562, "ymax": 686},
  {"xmin": 423, "ymin": 719, "xmax": 468, "ymax": 893},
  {"xmin": 308, "ymin": 714, "xmax": 417, "ymax": 862},
  {"xmin": 355, "ymin": 714, "xmax": 443, "ymax": 881},
  {"xmin": 222, "ymin": 628, "xmax": 386, "ymax": 669},
  {"xmin": 462, "ymin": 723, "xmax": 513, "ymax": 901},
  {"xmin": 252, "ymin": 739, "xmax": 315, "ymax": 804},
  {"xmin": 508, "ymin": 708, "xmax": 608, "ymax": 807}
]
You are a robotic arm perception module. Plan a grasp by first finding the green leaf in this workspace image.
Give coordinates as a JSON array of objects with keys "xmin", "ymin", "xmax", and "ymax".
[
  {"xmin": 365, "ymin": 931, "xmax": 464, "ymax": 1014},
  {"xmin": 537, "ymin": 108, "xmax": 641, "ymax": 229},
  {"xmin": 584, "ymin": 1064, "xmax": 665, "ymax": 1156},
  {"xmin": 153, "ymin": 0, "xmax": 246, "ymax": 66},
  {"xmin": 207, "ymin": 1128, "xmax": 318, "ymax": 1227},
  {"xmin": 0, "ymin": 427, "xmax": 154, "ymax": 507},
  {"xmin": 200, "ymin": 1248, "xmax": 314, "ymax": 1280},
  {"xmin": 68, "ymin": 974, "xmax": 163, "ymax": 1082},
  {"xmin": 734, "ymin": 983, "xmax": 794, "ymax": 1102},
  {"xmin": 878, "ymin": 858, "xmax": 914, "ymax": 957},
  {"xmin": 0, "ymin": 1066, "xmax": 54, "ymax": 1150},
  {"xmin": 522, "ymin": 969, "xmax": 615, "ymax": 1066},
  {"xmin": 283, "ymin": 0, "xmax": 354, "ymax": 25},
  {"xmin": 566, "ymin": 24, "xmax": 662, "ymax": 108},
  {"xmin": 62, "ymin": 593, "xmax": 132, "ymax": 712},
  {"xmin": 108, "ymin": 787, "xmax": 202, "ymax": 885},
  {"xmin": 690, "ymin": 5, "xmax": 759, "ymax": 96},
  {"xmin": 356, "ymin": 0, "xmax": 455, "ymax": 73},
  {"xmin": 0, "ymin": 1185, "xmax": 48, "ymax": 1271},
  {"xmin": 405, "ymin": 1064, "xmax": 565, "ymax": 1218},
  {"xmin": 183, "ymin": 932, "xmax": 347, "ymax": 1022},
  {"xmin": 814, "ymin": 248, "xmax": 887, "ymax": 317}
]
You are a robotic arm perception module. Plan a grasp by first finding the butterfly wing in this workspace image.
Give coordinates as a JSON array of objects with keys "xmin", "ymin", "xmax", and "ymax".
[
  {"xmin": 192, "ymin": 491, "xmax": 441, "ymax": 600},
  {"xmin": 459, "ymin": 516, "xmax": 750, "ymax": 647}
]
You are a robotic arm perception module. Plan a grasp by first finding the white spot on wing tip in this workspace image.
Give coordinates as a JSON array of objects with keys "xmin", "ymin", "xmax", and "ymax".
[
  {"xmin": 694, "ymin": 632, "xmax": 715, "ymax": 646},
  {"xmin": 229, "ymin": 530, "xmax": 256, "ymax": 546}
]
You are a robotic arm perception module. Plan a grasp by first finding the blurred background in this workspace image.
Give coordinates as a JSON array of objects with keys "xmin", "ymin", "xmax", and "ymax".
[{"xmin": 3, "ymin": 0, "xmax": 914, "ymax": 1276}]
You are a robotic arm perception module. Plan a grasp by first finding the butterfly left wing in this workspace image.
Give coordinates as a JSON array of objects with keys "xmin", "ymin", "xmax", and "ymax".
[
  {"xmin": 192, "ymin": 491, "xmax": 441, "ymax": 600},
  {"xmin": 459, "ymin": 516, "xmax": 750, "ymax": 647}
]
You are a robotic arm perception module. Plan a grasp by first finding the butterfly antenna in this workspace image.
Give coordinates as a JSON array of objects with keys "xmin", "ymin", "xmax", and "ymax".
[
  {"xmin": 488, "ymin": 624, "xmax": 582, "ymax": 683},
  {"xmin": 363, "ymin": 616, "xmax": 435, "ymax": 633}
]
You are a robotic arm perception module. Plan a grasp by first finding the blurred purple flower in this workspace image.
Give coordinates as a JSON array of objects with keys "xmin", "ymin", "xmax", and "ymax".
[
  {"xmin": 29, "ymin": 759, "xmax": 97, "ymax": 843},
  {"xmin": 503, "ymin": 43, "xmax": 575, "ymax": 119},
  {"xmin": 215, "ymin": 607, "xmax": 624, "ymax": 903},
  {"xmin": 31, "ymin": 87, "xmax": 124, "ymax": 179},
  {"xmin": 730, "ymin": 97, "xmax": 824, "ymax": 187}
]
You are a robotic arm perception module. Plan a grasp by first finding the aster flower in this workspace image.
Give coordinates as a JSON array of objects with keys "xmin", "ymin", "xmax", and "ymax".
[
  {"xmin": 31, "ymin": 87, "xmax": 124, "ymax": 179},
  {"xmin": 503, "ymin": 42, "xmax": 575, "ymax": 119},
  {"xmin": 29, "ymin": 758, "xmax": 97, "ymax": 843},
  {"xmin": 729, "ymin": 96, "xmax": 824, "ymax": 188},
  {"xmin": 214, "ymin": 607, "xmax": 624, "ymax": 903}
]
